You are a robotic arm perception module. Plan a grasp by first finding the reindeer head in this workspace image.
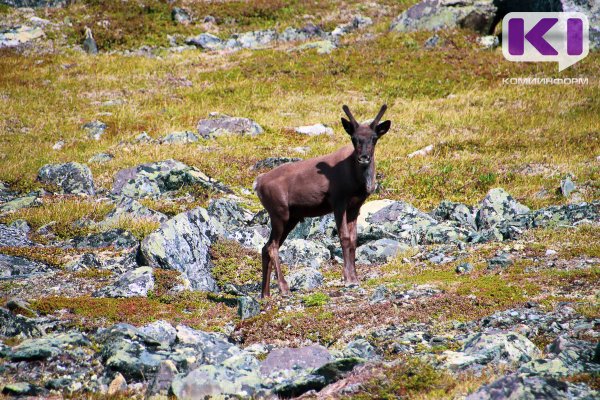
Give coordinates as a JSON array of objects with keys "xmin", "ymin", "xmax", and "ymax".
[{"xmin": 341, "ymin": 105, "xmax": 391, "ymax": 168}]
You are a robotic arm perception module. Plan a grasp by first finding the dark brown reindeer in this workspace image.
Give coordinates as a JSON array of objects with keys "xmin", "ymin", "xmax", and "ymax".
[{"xmin": 254, "ymin": 105, "xmax": 391, "ymax": 297}]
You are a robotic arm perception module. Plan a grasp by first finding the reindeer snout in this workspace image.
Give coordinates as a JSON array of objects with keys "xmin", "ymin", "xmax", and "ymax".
[{"xmin": 358, "ymin": 155, "xmax": 371, "ymax": 165}]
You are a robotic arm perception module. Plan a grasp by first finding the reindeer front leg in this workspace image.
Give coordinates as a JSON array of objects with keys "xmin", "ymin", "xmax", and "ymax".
[{"xmin": 335, "ymin": 207, "xmax": 360, "ymax": 285}]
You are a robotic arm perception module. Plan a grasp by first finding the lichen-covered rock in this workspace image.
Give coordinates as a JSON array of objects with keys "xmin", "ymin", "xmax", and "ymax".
[
  {"xmin": 37, "ymin": 162, "xmax": 95, "ymax": 195},
  {"xmin": 69, "ymin": 228, "xmax": 138, "ymax": 250},
  {"xmin": 369, "ymin": 284, "xmax": 390, "ymax": 304},
  {"xmin": 147, "ymin": 360, "xmax": 178, "ymax": 398},
  {"xmin": 237, "ymin": 296, "xmax": 260, "ymax": 320},
  {"xmin": 9, "ymin": 332, "xmax": 90, "ymax": 361},
  {"xmin": 0, "ymin": 223, "xmax": 33, "ymax": 247},
  {"xmin": 465, "ymin": 373, "xmax": 599, "ymax": 400},
  {"xmin": 280, "ymin": 239, "xmax": 330, "ymax": 269},
  {"xmin": 288, "ymin": 214, "xmax": 337, "ymax": 242},
  {"xmin": 1, "ymin": 1, "xmax": 65, "ymax": 8},
  {"xmin": 100, "ymin": 196, "xmax": 168, "ymax": 227},
  {"xmin": 363, "ymin": 200, "xmax": 438, "ymax": 244},
  {"xmin": 288, "ymin": 267, "xmax": 324, "ymax": 291},
  {"xmin": 111, "ymin": 159, "xmax": 230, "ymax": 198},
  {"xmin": 226, "ymin": 225, "xmax": 269, "ymax": 252},
  {"xmin": 531, "ymin": 201, "xmax": 599, "ymax": 228},
  {"xmin": 1, "ymin": 382, "xmax": 45, "ymax": 397},
  {"xmin": 0, "ymin": 307, "xmax": 44, "ymax": 338},
  {"xmin": 356, "ymin": 239, "xmax": 409, "ymax": 265},
  {"xmin": 487, "ymin": 253, "xmax": 512, "ymax": 270},
  {"xmin": 140, "ymin": 207, "xmax": 219, "ymax": 292},
  {"xmin": 93, "ymin": 267, "xmax": 155, "ymax": 298},
  {"xmin": 0, "ymin": 254, "xmax": 51, "ymax": 279},
  {"xmin": 292, "ymin": 39, "xmax": 337, "ymax": 54},
  {"xmin": 0, "ymin": 194, "xmax": 39, "ymax": 212},
  {"xmin": 442, "ymin": 331, "xmax": 541, "ymax": 371},
  {"xmin": 476, "ymin": 188, "xmax": 530, "ymax": 231},
  {"xmin": 83, "ymin": 120, "xmax": 107, "ymax": 140},
  {"xmin": 138, "ymin": 320, "xmax": 178, "ymax": 347},
  {"xmin": 390, "ymin": 0, "xmax": 497, "ymax": 34},
  {"xmin": 197, "ymin": 113, "xmax": 263, "ymax": 138},
  {"xmin": 224, "ymin": 29, "xmax": 278, "ymax": 50},
  {"xmin": 88, "ymin": 153, "xmax": 113, "ymax": 163},
  {"xmin": 294, "ymin": 124, "xmax": 333, "ymax": 136},
  {"xmin": 159, "ymin": 131, "xmax": 199, "ymax": 144},
  {"xmin": 207, "ymin": 198, "xmax": 253, "ymax": 233},
  {"xmin": 331, "ymin": 14, "xmax": 373, "ymax": 36},
  {"xmin": 343, "ymin": 339, "xmax": 378, "ymax": 360},
  {"xmin": 424, "ymin": 222, "xmax": 473, "ymax": 244},
  {"xmin": 260, "ymin": 345, "xmax": 332, "ymax": 377},
  {"xmin": 251, "ymin": 157, "xmax": 302, "ymax": 170},
  {"xmin": 172, "ymin": 7, "xmax": 191, "ymax": 25},
  {"xmin": 432, "ymin": 200, "xmax": 477, "ymax": 230},
  {"xmin": 0, "ymin": 25, "xmax": 44, "ymax": 48},
  {"xmin": 456, "ymin": 262, "xmax": 474, "ymax": 274},
  {"xmin": 185, "ymin": 33, "xmax": 224, "ymax": 50}
]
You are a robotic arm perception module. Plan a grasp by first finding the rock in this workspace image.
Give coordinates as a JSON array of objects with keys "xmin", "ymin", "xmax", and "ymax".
[
  {"xmin": 224, "ymin": 29, "xmax": 278, "ymax": 50},
  {"xmin": 424, "ymin": 34, "xmax": 441, "ymax": 48},
  {"xmin": 171, "ymin": 355, "xmax": 263, "ymax": 399},
  {"xmin": 293, "ymin": 39, "xmax": 336, "ymax": 54},
  {"xmin": 172, "ymin": 7, "xmax": 191, "ymax": 25},
  {"xmin": 477, "ymin": 35, "xmax": 499, "ymax": 49},
  {"xmin": 197, "ymin": 113, "xmax": 263, "ymax": 138},
  {"xmin": 37, "ymin": 162, "xmax": 95, "ymax": 195},
  {"xmin": 226, "ymin": 224, "xmax": 269, "ymax": 252},
  {"xmin": 111, "ymin": 159, "xmax": 230, "ymax": 198},
  {"xmin": 0, "ymin": 254, "xmax": 51, "ymax": 279},
  {"xmin": 1, "ymin": 382, "xmax": 44, "ymax": 396},
  {"xmin": 407, "ymin": 144, "xmax": 434, "ymax": 158},
  {"xmin": 159, "ymin": 131, "xmax": 199, "ymax": 144},
  {"xmin": 0, "ymin": 194, "xmax": 39, "ymax": 212},
  {"xmin": 88, "ymin": 152, "xmax": 113, "ymax": 163},
  {"xmin": 456, "ymin": 262, "xmax": 474, "ymax": 274},
  {"xmin": 0, "ymin": 307, "xmax": 44, "ymax": 338},
  {"xmin": 288, "ymin": 214, "xmax": 337, "ymax": 243},
  {"xmin": 294, "ymin": 124, "xmax": 333, "ymax": 136},
  {"xmin": 6, "ymin": 298, "xmax": 36, "ymax": 318},
  {"xmin": 560, "ymin": 175, "xmax": 576, "ymax": 197},
  {"xmin": 147, "ymin": 360, "xmax": 178, "ymax": 397},
  {"xmin": 424, "ymin": 222, "xmax": 472, "ymax": 244},
  {"xmin": 465, "ymin": 373, "xmax": 599, "ymax": 400},
  {"xmin": 487, "ymin": 253, "xmax": 512, "ymax": 270},
  {"xmin": 476, "ymin": 188, "xmax": 530, "ymax": 231},
  {"xmin": 237, "ymin": 296, "xmax": 260, "ymax": 320},
  {"xmin": 531, "ymin": 201, "xmax": 599, "ymax": 228},
  {"xmin": 139, "ymin": 320, "xmax": 177, "ymax": 346},
  {"xmin": 432, "ymin": 200, "xmax": 477, "ymax": 230},
  {"xmin": 1, "ymin": 0, "xmax": 65, "ymax": 8},
  {"xmin": 442, "ymin": 331, "xmax": 541, "ymax": 371},
  {"xmin": 83, "ymin": 120, "xmax": 107, "ymax": 140},
  {"xmin": 186, "ymin": 33, "xmax": 224, "ymax": 50},
  {"xmin": 69, "ymin": 228, "xmax": 138, "ymax": 250},
  {"xmin": 343, "ymin": 339, "xmax": 377, "ymax": 360},
  {"xmin": 288, "ymin": 268, "xmax": 324, "ymax": 291},
  {"xmin": 52, "ymin": 140, "xmax": 64, "ymax": 150},
  {"xmin": 10, "ymin": 331, "xmax": 90, "ymax": 361},
  {"xmin": 141, "ymin": 207, "xmax": 219, "ymax": 292},
  {"xmin": 133, "ymin": 131, "xmax": 155, "ymax": 143},
  {"xmin": 369, "ymin": 284, "xmax": 390, "ymax": 304},
  {"xmin": 64, "ymin": 252, "xmax": 103, "ymax": 272},
  {"xmin": 0, "ymin": 25, "xmax": 44, "ymax": 48},
  {"xmin": 93, "ymin": 267, "xmax": 155, "ymax": 298},
  {"xmin": 280, "ymin": 239, "xmax": 330, "ymax": 269},
  {"xmin": 207, "ymin": 197, "xmax": 253, "ymax": 233},
  {"xmin": 252, "ymin": 157, "xmax": 302, "ymax": 170},
  {"xmin": 363, "ymin": 200, "xmax": 438, "ymax": 244},
  {"xmin": 82, "ymin": 26, "xmax": 98, "ymax": 54},
  {"xmin": 100, "ymin": 196, "xmax": 168, "ymax": 227},
  {"xmin": 332, "ymin": 15, "xmax": 373, "ymax": 36},
  {"xmin": 107, "ymin": 372, "xmax": 127, "ymax": 395},
  {"xmin": 390, "ymin": 0, "xmax": 497, "ymax": 34},
  {"xmin": 356, "ymin": 239, "xmax": 409, "ymax": 265},
  {"xmin": 260, "ymin": 345, "xmax": 332, "ymax": 377}
]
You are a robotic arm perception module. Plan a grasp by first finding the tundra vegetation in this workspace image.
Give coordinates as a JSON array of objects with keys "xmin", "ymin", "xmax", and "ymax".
[{"xmin": 0, "ymin": 0, "xmax": 598, "ymax": 399}]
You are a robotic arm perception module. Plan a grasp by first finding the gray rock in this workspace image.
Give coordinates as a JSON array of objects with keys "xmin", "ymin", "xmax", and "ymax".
[
  {"xmin": 280, "ymin": 239, "xmax": 330, "ymax": 269},
  {"xmin": 288, "ymin": 267, "xmax": 324, "ymax": 291},
  {"xmin": 82, "ymin": 26, "xmax": 97, "ymax": 54},
  {"xmin": 260, "ymin": 345, "xmax": 332, "ymax": 377},
  {"xmin": 442, "ymin": 331, "xmax": 541, "ymax": 371},
  {"xmin": 1, "ymin": 382, "xmax": 45, "ymax": 397},
  {"xmin": 225, "ymin": 224, "xmax": 269, "ymax": 252},
  {"xmin": 93, "ymin": 267, "xmax": 155, "ymax": 298},
  {"xmin": 332, "ymin": 14, "xmax": 373, "ymax": 36},
  {"xmin": 560, "ymin": 175, "xmax": 576, "ymax": 197},
  {"xmin": 197, "ymin": 113, "xmax": 263, "ymax": 138},
  {"xmin": 477, "ymin": 35, "xmax": 499, "ymax": 49},
  {"xmin": 224, "ymin": 29, "xmax": 278, "ymax": 50},
  {"xmin": 343, "ymin": 339, "xmax": 377, "ymax": 360},
  {"xmin": 100, "ymin": 196, "xmax": 168, "ymax": 227},
  {"xmin": 288, "ymin": 214, "xmax": 337, "ymax": 242},
  {"xmin": 0, "ymin": 194, "xmax": 39, "ymax": 212},
  {"xmin": 252, "ymin": 157, "xmax": 302, "ymax": 170},
  {"xmin": 363, "ymin": 200, "xmax": 438, "ymax": 244},
  {"xmin": 237, "ymin": 296, "xmax": 260, "ymax": 320},
  {"xmin": 64, "ymin": 253, "xmax": 102, "ymax": 272},
  {"xmin": 487, "ymin": 253, "xmax": 512, "ymax": 270},
  {"xmin": 139, "ymin": 320, "xmax": 177, "ymax": 346},
  {"xmin": 456, "ymin": 262, "xmax": 474, "ymax": 274},
  {"xmin": 476, "ymin": 188, "xmax": 530, "ymax": 231},
  {"xmin": 10, "ymin": 331, "xmax": 90, "ymax": 361},
  {"xmin": 531, "ymin": 201, "xmax": 599, "ymax": 228},
  {"xmin": 83, "ymin": 120, "xmax": 107, "ymax": 140},
  {"xmin": 294, "ymin": 124, "xmax": 333, "ymax": 136},
  {"xmin": 424, "ymin": 34, "xmax": 441, "ymax": 48},
  {"xmin": 369, "ymin": 284, "xmax": 390, "ymax": 304},
  {"xmin": 293, "ymin": 39, "xmax": 336, "ymax": 54},
  {"xmin": 147, "ymin": 360, "xmax": 178, "ymax": 397},
  {"xmin": 0, "ymin": 25, "xmax": 44, "ymax": 48},
  {"xmin": 111, "ymin": 159, "xmax": 230, "ymax": 198},
  {"xmin": 356, "ymin": 239, "xmax": 409, "ymax": 265},
  {"xmin": 207, "ymin": 197, "xmax": 253, "ymax": 233},
  {"xmin": 424, "ymin": 222, "xmax": 473, "ymax": 244},
  {"xmin": 172, "ymin": 7, "xmax": 191, "ymax": 25},
  {"xmin": 140, "ymin": 207, "xmax": 219, "ymax": 292},
  {"xmin": 0, "ymin": 307, "xmax": 44, "ymax": 338},
  {"xmin": 37, "ymin": 162, "xmax": 95, "ymax": 195},
  {"xmin": 1, "ymin": 0, "xmax": 65, "ymax": 8},
  {"xmin": 432, "ymin": 200, "xmax": 477, "ymax": 230},
  {"xmin": 0, "ymin": 254, "xmax": 51, "ymax": 279},
  {"xmin": 186, "ymin": 33, "xmax": 224, "ymax": 50},
  {"xmin": 88, "ymin": 153, "xmax": 113, "ymax": 163},
  {"xmin": 69, "ymin": 228, "xmax": 138, "ymax": 250},
  {"xmin": 159, "ymin": 131, "xmax": 199, "ymax": 144},
  {"xmin": 390, "ymin": 0, "xmax": 497, "ymax": 34},
  {"xmin": 466, "ymin": 373, "xmax": 599, "ymax": 400},
  {"xmin": 133, "ymin": 131, "xmax": 155, "ymax": 144}
]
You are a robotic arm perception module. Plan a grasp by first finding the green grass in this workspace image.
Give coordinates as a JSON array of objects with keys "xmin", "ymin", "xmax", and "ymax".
[{"xmin": 302, "ymin": 291, "xmax": 331, "ymax": 307}]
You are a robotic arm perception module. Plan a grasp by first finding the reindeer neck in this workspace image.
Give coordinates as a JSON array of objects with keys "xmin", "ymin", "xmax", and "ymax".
[{"xmin": 354, "ymin": 157, "xmax": 376, "ymax": 194}]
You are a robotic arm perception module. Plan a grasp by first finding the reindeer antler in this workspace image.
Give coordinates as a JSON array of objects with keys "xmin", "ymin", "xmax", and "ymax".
[
  {"xmin": 342, "ymin": 105, "xmax": 359, "ymax": 127},
  {"xmin": 370, "ymin": 104, "xmax": 387, "ymax": 128}
]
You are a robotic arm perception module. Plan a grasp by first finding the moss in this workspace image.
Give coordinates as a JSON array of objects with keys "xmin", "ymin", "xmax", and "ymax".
[
  {"xmin": 302, "ymin": 292, "xmax": 331, "ymax": 307},
  {"xmin": 150, "ymin": 269, "xmax": 184, "ymax": 297},
  {"xmin": 210, "ymin": 239, "xmax": 262, "ymax": 287},
  {"xmin": 0, "ymin": 246, "xmax": 79, "ymax": 267},
  {"xmin": 72, "ymin": 269, "xmax": 112, "ymax": 280}
]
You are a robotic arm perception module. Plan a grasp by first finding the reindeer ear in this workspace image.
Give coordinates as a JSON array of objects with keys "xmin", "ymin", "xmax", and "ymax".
[
  {"xmin": 341, "ymin": 118, "xmax": 354, "ymax": 136},
  {"xmin": 376, "ymin": 120, "xmax": 391, "ymax": 137}
]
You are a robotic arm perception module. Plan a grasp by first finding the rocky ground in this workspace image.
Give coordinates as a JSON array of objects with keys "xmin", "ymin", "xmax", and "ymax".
[{"xmin": 0, "ymin": 0, "xmax": 599, "ymax": 399}]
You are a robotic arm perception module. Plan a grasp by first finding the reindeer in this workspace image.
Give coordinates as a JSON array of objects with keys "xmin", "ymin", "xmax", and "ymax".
[{"xmin": 254, "ymin": 105, "xmax": 391, "ymax": 297}]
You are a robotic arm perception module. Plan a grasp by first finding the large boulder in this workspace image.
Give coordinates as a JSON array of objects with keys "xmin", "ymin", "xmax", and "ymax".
[
  {"xmin": 356, "ymin": 239, "xmax": 410, "ymax": 265},
  {"xmin": 260, "ymin": 345, "xmax": 332, "ymax": 377},
  {"xmin": 100, "ymin": 196, "xmax": 168, "ymax": 228},
  {"xmin": 37, "ymin": 162, "xmax": 95, "ymax": 195},
  {"xmin": 207, "ymin": 198, "xmax": 254, "ymax": 233},
  {"xmin": 111, "ymin": 159, "xmax": 230, "ymax": 198},
  {"xmin": 140, "ymin": 207, "xmax": 219, "ymax": 292},
  {"xmin": 93, "ymin": 267, "xmax": 155, "ymax": 298},
  {"xmin": 288, "ymin": 267, "xmax": 324, "ymax": 291},
  {"xmin": 519, "ymin": 336, "xmax": 600, "ymax": 376},
  {"xmin": 390, "ymin": 0, "xmax": 497, "ymax": 34},
  {"xmin": 223, "ymin": 30, "xmax": 278, "ymax": 50},
  {"xmin": 0, "ymin": 307, "xmax": 45, "ymax": 338},
  {"xmin": 68, "ymin": 228, "xmax": 139, "ymax": 250},
  {"xmin": 362, "ymin": 201, "xmax": 438, "ymax": 244},
  {"xmin": 0, "ymin": 254, "xmax": 51, "ymax": 279},
  {"xmin": 476, "ymin": 188, "xmax": 530, "ymax": 231},
  {"xmin": 279, "ymin": 239, "xmax": 330, "ymax": 269},
  {"xmin": 197, "ymin": 113, "xmax": 263, "ymax": 138},
  {"xmin": 0, "ymin": 223, "xmax": 33, "ymax": 247}
]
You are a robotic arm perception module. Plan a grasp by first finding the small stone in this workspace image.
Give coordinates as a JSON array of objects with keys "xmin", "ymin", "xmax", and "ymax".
[
  {"xmin": 83, "ymin": 120, "xmax": 107, "ymax": 140},
  {"xmin": 88, "ymin": 153, "xmax": 113, "ymax": 163},
  {"xmin": 52, "ymin": 140, "xmax": 64, "ymax": 150},
  {"xmin": 545, "ymin": 249, "xmax": 557, "ymax": 256},
  {"xmin": 2, "ymin": 382, "xmax": 43, "ymax": 396},
  {"xmin": 197, "ymin": 114, "xmax": 263, "ymax": 138},
  {"xmin": 288, "ymin": 268, "xmax": 324, "ymax": 291},
  {"xmin": 456, "ymin": 262, "xmax": 474, "ymax": 274},
  {"xmin": 369, "ymin": 284, "xmax": 390, "ymax": 304},
  {"xmin": 107, "ymin": 373, "xmax": 127, "ymax": 395},
  {"xmin": 560, "ymin": 175, "xmax": 576, "ymax": 198},
  {"xmin": 407, "ymin": 144, "xmax": 434, "ymax": 158},
  {"xmin": 172, "ymin": 7, "xmax": 191, "ymax": 25},
  {"xmin": 293, "ymin": 40, "xmax": 336, "ymax": 54},
  {"xmin": 294, "ymin": 124, "xmax": 333, "ymax": 136},
  {"xmin": 477, "ymin": 35, "xmax": 499, "ymax": 49},
  {"xmin": 133, "ymin": 131, "xmax": 154, "ymax": 143},
  {"xmin": 487, "ymin": 254, "xmax": 512, "ymax": 270},
  {"xmin": 343, "ymin": 339, "xmax": 377, "ymax": 359},
  {"xmin": 38, "ymin": 162, "xmax": 95, "ymax": 195},
  {"xmin": 252, "ymin": 157, "xmax": 302, "ymax": 170},
  {"xmin": 83, "ymin": 26, "xmax": 98, "ymax": 54},
  {"xmin": 237, "ymin": 296, "xmax": 260, "ymax": 320},
  {"xmin": 186, "ymin": 33, "xmax": 224, "ymax": 50},
  {"xmin": 159, "ymin": 131, "xmax": 199, "ymax": 144}
]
